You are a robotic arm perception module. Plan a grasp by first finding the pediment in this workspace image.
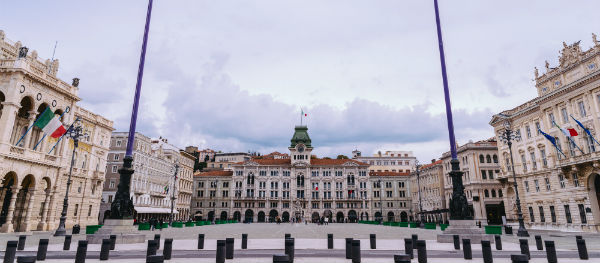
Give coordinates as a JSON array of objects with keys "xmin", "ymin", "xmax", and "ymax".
[{"xmin": 342, "ymin": 161, "xmax": 359, "ymax": 167}]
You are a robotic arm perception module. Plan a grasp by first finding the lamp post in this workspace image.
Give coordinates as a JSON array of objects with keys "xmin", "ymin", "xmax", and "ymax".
[
  {"xmin": 54, "ymin": 119, "xmax": 87, "ymax": 236},
  {"xmin": 498, "ymin": 120, "xmax": 529, "ymax": 237},
  {"xmin": 377, "ymin": 179, "xmax": 383, "ymax": 224},
  {"xmin": 416, "ymin": 160, "xmax": 425, "ymax": 228},
  {"xmin": 169, "ymin": 163, "xmax": 179, "ymax": 225}
]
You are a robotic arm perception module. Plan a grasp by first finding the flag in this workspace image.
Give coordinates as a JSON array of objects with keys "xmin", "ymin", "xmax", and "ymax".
[
  {"xmin": 571, "ymin": 115, "xmax": 600, "ymax": 146},
  {"xmin": 164, "ymin": 185, "xmax": 169, "ymax": 194},
  {"xmin": 553, "ymin": 121, "xmax": 577, "ymax": 137},
  {"xmin": 539, "ymin": 129, "xmax": 566, "ymax": 158},
  {"xmin": 34, "ymin": 108, "xmax": 67, "ymax": 138}
]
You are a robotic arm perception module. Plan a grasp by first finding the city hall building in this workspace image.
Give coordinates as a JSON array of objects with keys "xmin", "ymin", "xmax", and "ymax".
[
  {"xmin": 490, "ymin": 35, "xmax": 600, "ymax": 232},
  {"xmin": 192, "ymin": 125, "xmax": 412, "ymax": 223}
]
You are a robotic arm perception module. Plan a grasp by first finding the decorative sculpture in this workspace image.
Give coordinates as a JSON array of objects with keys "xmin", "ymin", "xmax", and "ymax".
[
  {"xmin": 18, "ymin": 46, "xmax": 28, "ymax": 58},
  {"xmin": 534, "ymin": 67, "xmax": 539, "ymax": 78},
  {"xmin": 593, "ymin": 33, "xmax": 599, "ymax": 46},
  {"xmin": 72, "ymin": 78, "xmax": 80, "ymax": 87}
]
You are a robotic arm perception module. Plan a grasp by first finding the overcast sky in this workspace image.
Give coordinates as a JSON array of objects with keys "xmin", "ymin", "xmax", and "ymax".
[{"xmin": 2, "ymin": 1, "xmax": 599, "ymax": 162}]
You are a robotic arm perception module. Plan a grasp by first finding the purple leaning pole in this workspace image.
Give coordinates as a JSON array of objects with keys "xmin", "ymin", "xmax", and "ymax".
[
  {"xmin": 433, "ymin": 0, "xmax": 471, "ymax": 220},
  {"xmin": 126, "ymin": 0, "xmax": 153, "ymax": 157},
  {"xmin": 110, "ymin": 0, "xmax": 154, "ymax": 220}
]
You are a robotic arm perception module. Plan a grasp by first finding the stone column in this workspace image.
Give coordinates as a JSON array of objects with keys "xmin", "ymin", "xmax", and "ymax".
[
  {"xmin": 0, "ymin": 102, "xmax": 19, "ymax": 145},
  {"xmin": 1, "ymin": 186, "xmax": 21, "ymax": 233},
  {"xmin": 37, "ymin": 191, "xmax": 51, "ymax": 230},
  {"xmin": 23, "ymin": 112, "xmax": 36, "ymax": 149},
  {"xmin": 45, "ymin": 190, "xmax": 58, "ymax": 229},
  {"xmin": 22, "ymin": 188, "xmax": 36, "ymax": 231}
]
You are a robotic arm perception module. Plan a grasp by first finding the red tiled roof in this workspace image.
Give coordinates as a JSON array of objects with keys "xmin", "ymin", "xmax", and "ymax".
[
  {"xmin": 194, "ymin": 170, "xmax": 233, "ymax": 177},
  {"xmin": 421, "ymin": 159, "xmax": 442, "ymax": 169},
  {"xmin": 240, "ymin": 159, "xmax": 291, "ymax": 165},
  {"xmin": 369, "ymin": 171, "xmax": 410, "ymax": 177},
  {"xmin": 310, "ymin": 159, "xmax": 369, "ymax": 166}
]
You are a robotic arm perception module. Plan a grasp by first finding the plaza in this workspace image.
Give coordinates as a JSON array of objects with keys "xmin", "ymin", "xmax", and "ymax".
[{"xmin": 0, "ymin": 223, "xmax": 598, "ymax": 262}]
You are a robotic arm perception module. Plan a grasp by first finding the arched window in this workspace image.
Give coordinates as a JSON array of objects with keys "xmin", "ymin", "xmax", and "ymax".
[
  {"xmin": 484, "ymin": 189, "xmax": 489, "ymax": 198},
  {"xmin": 498, "ymin": 189, "xmax": 503, "ymax": 197},
  {"xmin": 493, "ymin": 154, "xmax": 498, "ymax": 163},
  {"xmin": 491, "ymin": 189, "xmax": 496, "ymax": 197},
  {"xmin": 486, "ymin": 155, "xmax": 492, "ymax": 163},
  {"xmin": 479, "ymin": 154, "xmax": 485, "ymax": 163}
]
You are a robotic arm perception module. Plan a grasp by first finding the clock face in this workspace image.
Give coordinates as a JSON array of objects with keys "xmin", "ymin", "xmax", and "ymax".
[{"xmin": 298, "ymin": 145, "xmax": 305, "ymax": 153}]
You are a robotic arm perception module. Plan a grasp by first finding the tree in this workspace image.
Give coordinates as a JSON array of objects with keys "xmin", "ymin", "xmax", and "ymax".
[{"xmin": 336, "ymin": 155, "xmax": 349, "ymax": 159}]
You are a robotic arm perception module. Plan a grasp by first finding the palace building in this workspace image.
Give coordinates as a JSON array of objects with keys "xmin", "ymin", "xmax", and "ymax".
[
  {"xmin": 0, "ymin": 30, "xmax": 113, "ymax": 232},
  {"xmin": 192, "ymin": 125, "xmax": 412, "ymax": 223},
  {"xmin": 490, "ymin": 34, "xmax": 600, "ymax": 232}
]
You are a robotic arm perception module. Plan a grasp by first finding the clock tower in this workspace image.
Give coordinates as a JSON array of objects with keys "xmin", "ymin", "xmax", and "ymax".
[{"xmin": 289, "ymin": 125, "xmax": 313, "ymax": 165}]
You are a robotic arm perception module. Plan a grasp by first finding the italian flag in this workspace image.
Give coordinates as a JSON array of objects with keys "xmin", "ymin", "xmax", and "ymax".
[
  {"xmin": 34, "ymin": 108, "xmax": 67, "ymax": 138},
  {"xmin": 554, "ymin": 122, "xmax": 578, "ymax": 137}
]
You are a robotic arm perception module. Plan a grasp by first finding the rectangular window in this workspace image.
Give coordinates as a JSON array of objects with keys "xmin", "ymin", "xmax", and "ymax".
[
  {"xmin": 535, "ymin": 122, "xmax": 541, "ymax": 135},
  {"xmin": 587, "ymin": 135, "xmax": 596, "ymax": 153},
  {"xmin": 114, "ymin": 154, "xmax": 119, "ymax": 160},
  {"xmin": 489, "ymin": 170, "xmax": 495, "ymax": 180},
  {"xmin": 481, "ymin": 170, "xmax": 487, "ymax": 179},
  {"xmin": 526, "ymin": 125, "xmax": 532, "ymax": 138},
  {"xmin": 559, "ymin": 174, "xmax": 566, "ymax": 188},
  {"xmin": 534, "ymin": 179, "xmax": 540, "ymax": 192},
  {"xmin": 561, "ymin": 108, "xmax": 569, "ymax": 123},
  {"xmin": 530, "ymin": 152, "xmax": 537, "ymax": 170},
  {"xmin": 88, "ymin": 205, "xmax": 93, "ymax": 217},
  {"xmin": 521, "ymin": 154, "xmax": 527, "ymax": 172},
  {"xmin": 528, "ymin": 207, "xmax": 535, "ymax": 222},
  {"xmin": 545, "ymin": 178, "xmax": 551, "ymax": 191},
  {"xmin": 525, "ymin": 181, "xmax": 530, "ymax": 192},
  {"xmin": 550, "ymin": 206, "xmax": 556, "ymax": 223},
  {"xmin": 565, "ymin": 205, "xmax": 572, "ymax": 223},
  {"xmin": 578, "ymin": 204, "xmax": 587, "ymax": 224},
  {"xmin": 573, "ymin": 173, "xmax": 580, "ymax": 187},
  {"xmin": 540, "ymin": 149, "xmax": 547, "ymax": 167},
  {"xmin": 578, "ymin": 101, "xmax": 586, "ymax": 117},
  {"xmin": 539, "ymin": 206, "xmax": 545, "ymax": 222},
  {"xmin": 74, "ymin": 204, "xmax": 79, "ymax": 217},
  {"xmin": 548, "ymin": 113, "xmax": 556, "ymax": 124},
  {"xmin": 112, "ymin": 166, "xmax": 117, "ymax": 173}
]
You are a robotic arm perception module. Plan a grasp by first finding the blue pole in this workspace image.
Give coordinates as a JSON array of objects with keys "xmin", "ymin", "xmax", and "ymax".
[
  {"xmin": 433, "ymin": 0, "xmax": 457, "ymax": 160},
  {"xmin": 125, "ymin": 0, "xmax": 153, "ymax": 157},
  {"xmin": 15, "ymin": 107, "xmax": 51, "ymax": 147}
]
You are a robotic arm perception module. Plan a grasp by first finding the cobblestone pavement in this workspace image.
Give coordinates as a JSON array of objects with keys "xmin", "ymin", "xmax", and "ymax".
[{"xmin": 0, "ymin": 223, "xmax": 598, "ymax": 256}]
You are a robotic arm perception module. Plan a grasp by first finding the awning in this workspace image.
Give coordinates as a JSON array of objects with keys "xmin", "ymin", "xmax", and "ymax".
[{"xmin": 134, "ymin": 207, "xmax": 179, "ymax": 214}]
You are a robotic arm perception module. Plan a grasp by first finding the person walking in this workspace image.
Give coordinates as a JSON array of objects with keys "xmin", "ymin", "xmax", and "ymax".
[{"xmin": 159, "ymin": 218, "xmax": 164, "ymax": 231}]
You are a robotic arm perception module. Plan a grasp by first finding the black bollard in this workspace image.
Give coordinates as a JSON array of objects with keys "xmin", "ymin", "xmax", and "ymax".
[
  {"xmin": 272, "ymin": 254, "xmax": 290, "ymax": 263},
  {"xmin": 285, "ymin": 237, "xmax": 295, "ymax": 263},
  {"xmin": 242, "ymin": 233, "xmax": 248, "ymax": 249},
  {"xmin": 163, "ymin": 238, "xmax": 173, "ymax": 260},
  {"xmin": 462, "ymin": 239, "xmax": 472, "ymax": 260},
  {"xmin": 411, "ymin": 234, "xmax": 418, "ymax": 249},
  {"xmin": 534, "ymin": 235, "xmax": 543, "ymax": 250},
  {"xmin": 154, "ymin": 234, "xmax": 161, "ymax": 250},
  {"xmin": 216, "ymin": 240, "xmax": 226, "ymax": 263},
  {"xmin": 63, "ymin": 235, "xmax": 72, "ymax": 251},
  {"xmin": 327, "ymin": 234, "xmax": 333, "ymax": 249},
  {"xmin": 369, "ymin": 234, "xmax": 376, "ymax": 249},
  {"xmin": 416, "ymin": 240, "xmax": 427, "ymax": 263},
  {"xmin": 510, "ymin": 254, "xmax": 528, "ymax": 263},
  {"xmin": 577, "ymin": 238, "xmax": 588, "ymax": 260},
  {"xmin": 36, "ymin": 239, "xmax": 48, "ymax": 261},
  {"xmin": 17, "ymin": 235, "xmax": 26, "ymax": 251},
  {"xmin": 226, "ymin": 238, "xmax": 234, "ymax": 259},
  {"xmin": 146, "ymin": 239, "xmax": 158, "ymax": 257},
  {"xmin": 5, "ymin": 240, "xmax": 18, "ymax": 263},
  {"xmin": 544, "ymin": 240, "xmax": 557, "ymax": 263},
  {"xmin": 345, "ymin": 238, "xmax": 353, "ymax": 259},
  {"xmin": 285, "ymin": 233, "xmax": 291, "ymax": 239},
  {"xmin": 197, "ymin": 234, "xmax": 205, "ymax": 249},
  {"xmin": 576, "ymin": 235, "xmax": 582, "ymax": 240},
  {"xmin": 403, "ymin": 238, "xmax": 413, "ymax": 259},
  {"xmin": 109, "ymin": 235, "xmax": 116, "ymax": 250},
  {"xmin": 351, "ymin": 239, "xmax": 361, "ymax": 263},
  {"xmin": 494, "ymin": 235, "xmax": 502, "ymax": 250},
  {"xmin": 394, "ymin": 254, "xmax": 411, "ymax": 263},
  {"xmin": 481, "ymin": 240, "xmax": 492, "ymax": 263},
  {"xmin": 100, "ymin": 239, "xmax": 111, "ymax": 260},
  {"xmin": 146, "ymin": 255, "xmax": 164, "ymax": 263},
  {"xmin": 519, "ymin": 239, "xmax": 530, "ymax": 260},
  {"xmin": 75, "ymin": 240, "xmax": 88, "ymax": 263},
  {"xmin": 15, "ymin": 256, "xmax": 36, "ymax": 263},
  {"xmin": 453, "ymin": 235, "xmax": 460, "ymax": 250}
]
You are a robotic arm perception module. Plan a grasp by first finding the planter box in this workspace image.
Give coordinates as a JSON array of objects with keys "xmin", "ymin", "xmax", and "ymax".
[
  {"xmin": 485, "ymin": 225, "xmax": 502, "ymax": 235},
  {"xmin": 185, "ymin": 222, "xmax": 195, "ymax": 227},
  {"xmin": 138, "ymin": 223, "xmax": 150, "ymax": 231},
  {"xmin": 172, "ymin": 222, "xmax": 183, "ymax": 228},
  {"xmin": 85, "ymin": 225, "xmax": 102, "ymax": 234},
  {"xmin": 409, "ymin": 222, "xmax": 417, "ymax": 228},
  {"xmin": 424, "ymin": 223, "xmax": 436, "ymax": 230},
  {"xmin": 399, "ymin": 222, "xmax": 409, "ymax": 227},
  {"xmin": 440, "ymin": 224, "xmax": 449, "ymax": 231}
]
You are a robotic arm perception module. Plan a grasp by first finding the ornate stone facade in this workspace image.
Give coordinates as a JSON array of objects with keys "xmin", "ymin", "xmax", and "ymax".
[
  {"xmin": 410, "ymin": 160, "xmax": 446, "ymax": 223},
  {"xmin": 191, "ymin": 126, "xmax": 413, "ymax": 223},
  {"xmin": 0, "ymin": 30, "xmax": 113, "ymax": 232},
  {"xmin": 490, "ymin": 34, "xmax": 600, "ymax": 232}
]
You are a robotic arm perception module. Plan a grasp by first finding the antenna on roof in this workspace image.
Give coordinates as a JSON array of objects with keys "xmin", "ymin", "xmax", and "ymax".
[{"xmin": 47, "ymin": 41, "xmax": 58, "ymax": 74}]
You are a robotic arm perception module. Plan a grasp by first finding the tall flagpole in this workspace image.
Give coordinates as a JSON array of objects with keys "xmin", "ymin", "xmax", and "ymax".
[
  {"xmin": 110, "ymin": 0, "xmax": 154, "ymax": 220},
  {"xmin": 433, "ymin": 0, "xmax": 471, "ymax": 220}
]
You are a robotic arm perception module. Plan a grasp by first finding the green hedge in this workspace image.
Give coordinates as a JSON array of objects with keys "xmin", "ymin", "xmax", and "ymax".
[
  {"xmin": 409, "ymin": 222, "xmax": 417, "ymax": 228},
  {"xmin": 138, "ymin": 223, "xmax": 150, "ymax": 231},
  {"xmin": 399, "ymin": 222, "xmax": 409, "ymax": 227},
  {"xmin": 172, "ymin": 222, "xmax": 183, "ymax": 228},
  {"xmin": 86, "ymin": 225, "xmax": 102, "ymax": 234},
  {"xmin": 424, "ymin": 223, "xmax": 436, "ymax": 230},
  {"xmin": 185, "ymin": 222, "xmax": 195, "ymax": 227},
  {"xmin": 440, "ymin": 224, "xmax": 449, "ymax": 231},
  {"xmin": 485, "ymin": 225, "xmax": 502, "ymax": 235}
]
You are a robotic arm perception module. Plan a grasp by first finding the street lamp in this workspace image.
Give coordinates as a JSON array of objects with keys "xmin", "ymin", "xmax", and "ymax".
[
  {"xmin": 498, "ymin": 120, "xmax": 530, "ymax": 237},
  {"xmin": 377, "ymin": 179, "xmax": 383, "ymax": 224},
  {"xmin": 416, "ymin": 160, "xmax": 425, "ymax": 228},
  {"xmin": 169, "ymin": 163, "xmax": 179, "ymax": 225},
  {"xmin": 54, "ymin": 119, "xmax": 88, "ymax": 236}
]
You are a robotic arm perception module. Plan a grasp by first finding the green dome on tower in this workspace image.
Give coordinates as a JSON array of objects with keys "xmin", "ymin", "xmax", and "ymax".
[{"xmin": 290, "ymin": 125, "xmax": 312, "ymax": 148}]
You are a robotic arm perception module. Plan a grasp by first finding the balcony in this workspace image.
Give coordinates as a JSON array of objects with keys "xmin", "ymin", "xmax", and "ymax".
[
  {"xmin": 2, "ymin": 144, "xmax": 63, "ymax": 168},
  {"xmin": 558, "ymin": 151, "xmax": 600, "ymax": 167}
]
